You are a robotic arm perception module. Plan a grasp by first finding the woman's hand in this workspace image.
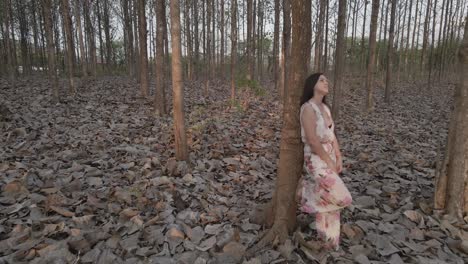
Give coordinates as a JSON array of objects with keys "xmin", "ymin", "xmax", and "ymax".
[
  {"xmin": 326, "ymin": 160, "xmax": 338, "ymax": 174},
  {"xmin": 336, "ymin": 155, "xmax": 343, "ymax": 173}
]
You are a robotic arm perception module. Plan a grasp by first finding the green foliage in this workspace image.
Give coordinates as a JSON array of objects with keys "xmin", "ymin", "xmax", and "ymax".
[{"xmin": 236, "ymin": 77, "xmax": 266, "ymax": 97}]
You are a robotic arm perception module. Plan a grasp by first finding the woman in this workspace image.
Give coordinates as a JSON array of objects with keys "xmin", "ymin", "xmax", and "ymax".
[{"xmin": 297, "ymin": 73, "xmax": 352, "ymax": 251}]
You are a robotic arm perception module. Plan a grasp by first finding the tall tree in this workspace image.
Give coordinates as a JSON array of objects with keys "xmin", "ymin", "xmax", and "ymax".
[
  {"xmin": 384, "ymin": 0, "xmax": 397, "ymax": 103},
  {"xmin": 249, "ymin": 0, "xmax": 311, "ymax": 249},
  {"xmin": 103, "ymin": 0, "xmax": 113, "ymax": 70},
  {"xmin": 42, "ymin": 0, "xmax": 59, "ymax": 101},
  {"xmin": 365, "ymin": 0, "xmax": 380, "ymax": 111},
  {"xmin": 314, "ymin": 0, "xmax": 326, "ymax": 71},
  {"xmin": 361, "ymin": 0, "xmax": 369, "ymax": 69},
  {"xmin": 122, "ymin": 0, "xmax": 134, "ymax": 76},
  {"xmin": 273, "ymin": 0, "xmax": 280, "ymax": 92},
  {"xmin": 61, "ymin": 0, "xmax": 76, "ymax": 94},
  {"xmin": 332, "ymin": 0, "xmax": 348, "ymax": 120},
  {"xmin": 230, "ymin": 0, "xmax": 237, "ymax": 103},
  {"xmin": 170, "ymin": 0, "xmax": 189, "ymax": 161},
  {"xmin": 4, "ymin": 0, "xmax": 15, "ymax": 82},
  {"xmin": 84, "ymin": 0, "xmax": 97, "ymax": 76},
  {"xmin": 138, "ymin": 0, "xmax": 149, "ymax": 96},
  {"xmin": 184, "ymin": 0, "xmax": 193, "ymax": 79},
  {"xmin": 434, "ymin": 19, "xmax": 468, "ymax": 219},
  {"xmin": 280, "ymin": 0, "xmax": 291, "ymax": 101},
  {"xmin": 247, "ymin": 0, "xmax": 253, "ymax": 80},
  {"xmin": 155, "ymin": 0, "xmax": 167, "ymax": 116},
  {"xmin": 220, "ymin": 0, "xmax": 225, "ymax": 76},
  {"xmin": 421, "ymin": 0, "xmax": 432, "ymax": 73}
]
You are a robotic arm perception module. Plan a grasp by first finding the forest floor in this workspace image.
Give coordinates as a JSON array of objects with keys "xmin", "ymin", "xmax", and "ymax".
[{"xmin": 0, "ymin": 75, "xmax": 467, "ymax": 264}]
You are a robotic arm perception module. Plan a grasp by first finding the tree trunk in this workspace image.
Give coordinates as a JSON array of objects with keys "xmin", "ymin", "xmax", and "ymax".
[
  {"xmin": 96, "ymin": 1, "xmax": 105, "ymax": 72},
  {"xmin": 103, "ymin": 0, "xmax": 113, "ymax": 70},
  {"xmin": 4, "ymin": 0, "xmax": 15, "ymax": 82},
  {"xmin": 323, "ymin": 1, "xmax": 330, "ymax": 72},
  {"xmin": 220, "ymin": 0, "xmax": 225, "ymax": 77},
  {"xmin": 332, "ymin": 0, "xmax": 347, "ymax": 120},
  {"xmin": 427, "ymin": 0, "xmax": 438, "ymax": 88},
  {"xmin": 434, "ymin": 19, "xmax": 468, "ymax": 219},
  {"xmin": 84, "ymin": 0, "xmax": 97, "ymax": 77},
  {"xmin": 170, "ymin": 0, "xmax": 189, "ymax": 161},
  {"xmin": 246, "ymin": 0, "xmax": 253, "ymax": 80},
  {"xmin": 384, "ymin": 0, "xmax": 396, "ymax": 103},
  {"xmin": 61, "ymin": 0, "xmax": 76, "ymax": 94},
  {"xmin": 155, "ymin": 0, "xmax": 167, "ymax": 116},
  {"xmin": 230, "ymin": 0, "xmax": 237, "ymax": 103},
  {"xmin": 361, "ymin": 0, "xmax": 368, "ymax": 70},
  {"xmin": 314, "ymin": 0, "xmax": 326, "ymax": 71},
  {"xmin": 17, "ymin": 0, "xmax": 30, "ymax": 75},
  {"xmin": 273, "ymin": 0, "xmax": 280, "ymax": 93},
  {"xmin": 193, "ymin": 0, "xmax": 199, "ymax": 76},
  {"xmin": 365, "ymin": 0, "xmax": 380, "ymax": 111},
  {"xmin": 123, "ymin": 0, "xmax": 134, "ymax": 77},
  {"xmin": 184, "ymin": 0, "xmax": 193, "ymax": 80},
  {"xmin": 421, "ymin": 0, "xmax": 432, "ymax": 73},
  {"xmin": 281, "ymin": 0, "xmax": 291, "ymax": 103},
  {"xmin": 138, "ymin": 0, "xmax": 149, "ymax": 97},
  {"xmin": 250, "ymin": 0, "xmax": 311, "ymax": 249},
  {"xmin": 42, "ymin": 0, "xmax": 59, "ymax": 101}
]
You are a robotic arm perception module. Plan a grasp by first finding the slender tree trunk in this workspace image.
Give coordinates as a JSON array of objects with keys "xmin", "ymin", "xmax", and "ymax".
[
  {"xmin": 61, "ymin": 0, "xmax": 76, "ymax": 94},
  {"xmin": 410, "ymin": 0, "xmax": 420, "ymax": 78},
  {"xmin": 138, "ymin": 0, "xmax": 148, "ymax": 96},
  {"xmin": 257, "ymin": 1, "xmax": 264, "ymax": 80},
  {"xmin": 385, "ymin": 0, "xmax": 396, "ymax": 103},
  {"xmin": 193, "ymin": 0, "xmax": 199, "ymax": 76},
  {"xmin": 231, "ymin": 0, "xmax": 237, "ymax": 103},
  {"xmin": 155, "ymin": 0, "xmax": 167, "ymax": 116},
  {"xmin": 17, "ymin": 0, "xmax": 30, "ymax": 75},
  {"xmin": 323, "ymin": 1, "xmax": 330, "ymax": 72},
  {"xmin": 103, "ymin": 0, "xmax": 113, "ymax": 70},
  {"xmin": 247, "ymin": 0, "xmax": 253, "ymax": 80},
  {"xmin": 314, "ymin": 0, "xmax": 326, "ymax": 71},
  {"xmin": 421, "ymin": 0, "xmax": 432, "ymax": 74},
  {"xmin": 428, "ymin": 0, "xmax": 438, "ymax": 88},
  {"xmin": 273, "ymin": 0, "xmax": 280, "ymax": 93},
  {"xmin": 361, "ymin": 0, "xmax": 368, "ymax": 70},
  {"xmin": 4, "ymin": 0, "xmax": 15, "ymax": 82},
  {"xmin": 211, "ymin": 0, "xmax": 215, "ymax": 77},
  {"xmin": 123, "ymin": 0, "xmax": 134, "ymax": 76},
  {"xmin": 170, "ymin": 0, "xmax": 189, "ymax": 161},
  {"xmin": 84, "ymin": 0, "xmax": 97, "ymax": 77},
  {"xmin": 332, "ymin": 0, "xmax": 347, "ymax": 120},
  {"xmin": 220, "ymin": 0, "xmax": 225, "ymax": 77},
  {"xmin": 366, "ymin": 0, "xmax": 380, "ymax": 111},
  {"xmin": 404, "ymin": 0, "xmax": 413, "ymax": 76},
  {"xmin": 184, "ymin": 0, "xmax": 193, "ymax": 80},
  {"xmin": 96, "ymin": 1, "xmax": 104, "ymax": 70},
  {"xmin": 42, "ymin": 0, "xmax": 59, "ymax": 101}
]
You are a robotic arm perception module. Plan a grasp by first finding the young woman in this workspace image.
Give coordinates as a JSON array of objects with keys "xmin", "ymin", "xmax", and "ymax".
[{"xmin": 297, "ymin": 73, "xmax": 352, "ymax": 250}]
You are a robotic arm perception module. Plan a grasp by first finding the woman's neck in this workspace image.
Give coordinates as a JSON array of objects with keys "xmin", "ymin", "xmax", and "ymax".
[{"xmin": 311, "ymin": 96, "xmax": 324, "ymax": 106}]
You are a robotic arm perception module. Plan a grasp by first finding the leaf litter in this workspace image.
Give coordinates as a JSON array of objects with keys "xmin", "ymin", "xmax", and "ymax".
[{"xmin": 0, "ymin": 76, "xmax": 466, "ymax": 263}]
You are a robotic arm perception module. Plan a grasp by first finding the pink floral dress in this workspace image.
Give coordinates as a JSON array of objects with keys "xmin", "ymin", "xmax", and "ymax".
[{"xmin": 298, "ymin": 101, "xmax": 352, "ymax": 250}]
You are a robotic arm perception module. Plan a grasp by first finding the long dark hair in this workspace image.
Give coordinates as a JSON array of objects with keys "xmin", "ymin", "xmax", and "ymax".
[{"xmin": 300, "ymin": 73, "xmax": 327, "ymax": 106}]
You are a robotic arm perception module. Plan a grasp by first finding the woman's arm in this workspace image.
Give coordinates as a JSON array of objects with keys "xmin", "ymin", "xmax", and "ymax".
[
  {"xmin": 333, "ymin": 136, "xmax": 343, "ymax": 173},
  {"xmin": 301, "ymin": 106, "xmax": 337, "ymax": 172}
]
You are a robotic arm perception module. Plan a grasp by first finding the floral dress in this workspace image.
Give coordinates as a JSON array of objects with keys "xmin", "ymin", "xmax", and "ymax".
[{"xmin": 298, "ymin": 100, "xmax": 352, "ymax": 250}]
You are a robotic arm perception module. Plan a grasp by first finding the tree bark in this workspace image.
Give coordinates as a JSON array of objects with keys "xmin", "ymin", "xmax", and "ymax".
[
  {"xmin": 61, "ymin": 0, "xmax": 76, "ymax": 94},
  {"xmin": 184, "ymin": 0, "xmax": 193, "ymax": 80},
  {"xmin": 84, "ymin": 0, "xmax": 97, "ymax": 76},
  {"xmin": 138, "ymin": 0, "xmax": 149, "ymax": 96},
  {"xmin": 332, "ymin": 0, "xmax": 347, "ymax": 120},
  {"xmin": 421, "ymin": 0, "xmax": 432, "ymax": 73},
  {"xmin": 250, "ymin": 0, "xmax": 311, "ymax": 249},
  {"xmin": 220, "ymin": 0, "xmax": 225, "ymax": 77},
  {"xmin": 170, "ymin": 0, "xmax": 189, "ymax": 161},
  {"xmin": 4, "ymin": 0, "xmax": 15, "ymax": 82},
  {"xmin": 434, "ymin": 19, "xmax": 468, "ymax": 219},
  {"xmin": 361, "ymin": 0, "xmax": 369, "ymax": 69},
  {"xmin": 246, "ymin": 0, "xmax": 253, "ymax": 80},
  {"xmin": 42, "ymin": 0, "xmax": 59, "ymax": 101},
  {"xmin": 365, "ymin": 0, "xmax": 380, "ymax": 111},
  {"xmin": 155, "ymin": 0, "xmax": 167, "ymax": 116},
  {"xmin": 123, "ymin": 0, "xmax": 134, "ymax": 76},
  {"xmin": 273, "ymin": 0, "xmax": 280, "ymax": 93},
  {"xmin": 103, "ymin": 0, "xmax": 113, "ymax": 69},
  {"xmin": 384, "ymin": 0, "xmax": 396, "ymax": 103},
  {"xmin": 281, "ymin": 0, "xmax": 291, "ymax": 103},
  {"xmin": 230, "ymin": 0, "xmax": 237, "ymax": 103},
  {"xmin": 314, "ymin": 0, "xmax": 326, "ymax": 71}
]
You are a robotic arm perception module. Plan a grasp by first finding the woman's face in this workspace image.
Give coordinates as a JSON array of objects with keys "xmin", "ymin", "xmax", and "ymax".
[{"xmin": 314, "ymin": 75, "xmax": 329, "ymax": 95}]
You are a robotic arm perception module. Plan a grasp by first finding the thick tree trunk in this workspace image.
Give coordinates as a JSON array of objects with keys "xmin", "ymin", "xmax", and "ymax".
[
  {"xmin": 170, "ymin": 0, "xmax": 189, "ymax": 161},
  {"xmin": 384, "ymin": 0, "xmax": 396, "ymax": 103},
  {"xmin": 230, "ymin": 0, "xmax": 237, "ymax": 103},
  {"xmin": 138, "ymin": 0, "xmax": 149, "ymax": 96},
  {"xmin": 434, "ymin": 19, "xmax": 468, "ymax": 219},
  {"xmin": 332, "ymin": 0, "xmax": 347, "ymax": 120},
  {"xmin": 42, "ymin": 0, "xmax": 59, "ymax": 101},
  {"xmin": 61, "ymin": 0, "xmax": 76, "ymax": 94},
  {"xmin": 154, "ymin": 0, "xmax": 167, "ymax": 116},
  {"xmin": 365, "ymin": 0, "xmax": 380, "ymax": 111},
  {"xmin": 251, "ymin": 0, "xmax": 311, "ymax": 249}
]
